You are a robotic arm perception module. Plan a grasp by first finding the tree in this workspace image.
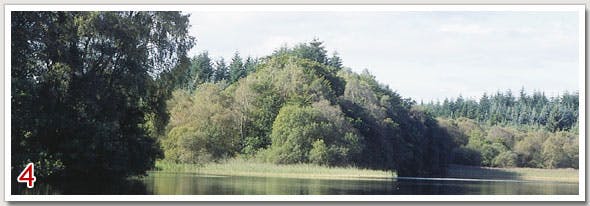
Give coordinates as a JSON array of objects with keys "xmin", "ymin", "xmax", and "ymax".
[
  {"xmin": 493, "ymin": 151, "xmax": 518, "ymax": 167},
  {"xmin": 163, "ymin": 84, "xmax": 239, "ymax": 164},
  {"xmin": 480, "ymin": 143, "xmax": 507, "ymax": 166},
  {"xmin": 563, "ymin": 132, "xmax": 579, "ymax": 169},
  {"xmin": 514, "ymin": 131, "xmax": 547, "ymax": 168},
  {"xmin": 189, "ymin": 52, "xmax": 214, "ymax": 88},
  {"xmin": 267, "ymin": 105, "xmax": 324, "ymax": 164},
  {"xmin": 266, "ymin": 102, "xmax": 362, "ymax": 166},
  {"xmin": 229, "ymin": 52, "xmax": 245, "ymax": 83},
  {"xmin": 541, "ymin": 132, "xmax": 570, "ymax": 168},
  {"xmin": 213, "ymin": 57, "xmax": 229, "ymax": 82},
  {"xmin": 327, "ymin": 52, "xmax": 343, "ymax": 70},
  {"xmin": 486, "ymin": 127, "xmax": 516, "ymax": 148},
  {"xmin": 309, "ymin": 139, "xmax": 329, "ymax": 165},
  {"xmin": 422, "ymin": 89, "xmax": 578, "ymax": 131},
  {"xmin": 11, "ymin": 11, "xmax": 194, "ymax": 178},
  {"xmin": 244, "ymin": 56, "xmax": 258, "ymax": 74},
  {"xmin": 292, "ymin": 38, "xmax": 328, "ymax": 64}
]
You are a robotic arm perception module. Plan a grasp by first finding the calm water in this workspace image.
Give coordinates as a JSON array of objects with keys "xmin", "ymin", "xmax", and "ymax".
[{"xmin": 13, "ymin": 172, "xmax": 578, "ymax": 195}]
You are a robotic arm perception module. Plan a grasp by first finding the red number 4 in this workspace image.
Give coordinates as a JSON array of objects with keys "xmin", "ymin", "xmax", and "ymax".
[{"xmin": 17, "ymin": 163, "xmax": 36, "ymax": 188}]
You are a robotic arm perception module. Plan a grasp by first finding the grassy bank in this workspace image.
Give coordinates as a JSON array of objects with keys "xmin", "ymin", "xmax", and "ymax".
[
  {"xmin": 153, "ymin": 160, "xmax": 577, "ymax": 183},
  {"xmin": 446, "ymin": 164, "xmax": 578, "ymax": 183},
  {"xmin": 153, "ymin": 158, "xmax": 394, "ymax": 181}
]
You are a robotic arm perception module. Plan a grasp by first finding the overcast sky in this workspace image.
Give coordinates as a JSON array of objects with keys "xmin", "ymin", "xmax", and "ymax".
[{"xmin": 186, "ymin": 11, "xmax": 580, "ymax": 102}]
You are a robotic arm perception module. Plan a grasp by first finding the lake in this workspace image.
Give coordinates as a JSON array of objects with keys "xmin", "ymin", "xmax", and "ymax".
[{"xmin": 13, "ymin": 171, "xmax": 578, "ymax": 195}]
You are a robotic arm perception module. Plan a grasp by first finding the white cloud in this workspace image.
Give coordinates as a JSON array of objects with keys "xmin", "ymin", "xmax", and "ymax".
[
  {"xmin": 185, "ymin": 11, "xmax": 580, "ymax": 101},
  {"xmin": 439, "ymin": 24, "xmax": 494, "ymax": 34}
]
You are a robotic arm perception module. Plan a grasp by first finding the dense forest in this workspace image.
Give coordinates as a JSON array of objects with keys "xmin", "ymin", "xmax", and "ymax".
[
  {"xmin": 423, "ymin": 90, "xmax": 578, "ymax": 132},
  {"xmin": 421, "ymin": 92, "xmax": 579, "ymax": 169},
  {"xmin": 11, "ymin": 11, "xmax": 579, "ymax": 181}
]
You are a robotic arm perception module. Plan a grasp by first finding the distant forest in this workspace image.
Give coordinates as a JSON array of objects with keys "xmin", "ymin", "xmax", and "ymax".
[
  {"xmin": 423, "ymin": 90, "xmax": 578, "ymax": 132},
  {"xmin": 421, "ymin": 91, "xmax": 578, "ymax": 169},
  {"xmin": 11, "ymin": 11, "xmax": 579, "ymax": 181}
]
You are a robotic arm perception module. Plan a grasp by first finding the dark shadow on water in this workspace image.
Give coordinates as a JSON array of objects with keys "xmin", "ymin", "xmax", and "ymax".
[
  {"xmin": 12, "ymin": 178, "xmax": 148, "ymax": 195},
  {"xmin": 443, "ymin": 164, "xmax": 521, "ymax": 180}
]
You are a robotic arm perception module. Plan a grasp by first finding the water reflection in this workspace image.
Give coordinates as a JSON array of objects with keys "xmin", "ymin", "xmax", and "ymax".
[
  {"xmin": 391, "ymin": 179, "xmax": 577, "ymax": 195},
  {"xmin": 12, "ymin": 171, "xmax": 578, "ymax": 195},
  {"xmin": 12, "ymin": 178, "xmax": 148, "ymax": 195},
  {"xmin": 143, "ymin": 173, "xmax": 399, "ymax": 195}
]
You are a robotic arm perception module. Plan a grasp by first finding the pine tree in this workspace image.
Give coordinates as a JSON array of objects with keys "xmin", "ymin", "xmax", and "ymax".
[
  {"xmin": 213, "ymin": 57, "xmax": 229, "ymax": 82},
  {"xmin": 229, "ymin": 52, "xmax": 245, "ymax": 83}
]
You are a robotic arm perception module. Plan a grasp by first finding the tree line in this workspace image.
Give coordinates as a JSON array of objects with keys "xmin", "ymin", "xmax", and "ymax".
[
  {"xmin": 171, "ymin": 51, "xmax": 259, "ymax": 91},
  {"xmin": 423, "ymin": 90, "xmax": 578, "ymax": 132}
]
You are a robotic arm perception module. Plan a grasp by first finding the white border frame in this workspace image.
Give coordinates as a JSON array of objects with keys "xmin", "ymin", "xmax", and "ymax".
[{"xmin": 3, "ymin": 4, "xmax": 586, "ymax": 202}]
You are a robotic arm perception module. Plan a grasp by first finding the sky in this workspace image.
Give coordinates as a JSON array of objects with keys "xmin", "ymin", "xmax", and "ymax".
[{"xmin": 186, "ymin": 11, "xmax": 580, "ymax": 102}]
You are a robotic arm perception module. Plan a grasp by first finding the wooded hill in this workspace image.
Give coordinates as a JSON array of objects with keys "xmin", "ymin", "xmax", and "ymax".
[{"xmin": 162, "ymin": 39, "xmax": 453, "ymax": 177}]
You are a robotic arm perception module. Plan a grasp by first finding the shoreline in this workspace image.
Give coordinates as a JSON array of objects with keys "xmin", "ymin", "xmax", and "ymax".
[
  {"xmin": 445, "ymin": 164, "xmax": 579, "ymax": 183},
  {"xmin": 153, "ymin": 159, "xmax": 395, "ymax": 181},
  {"xmin": 152, "ymin": 160, "xmax": 578, "ymax": 183}
]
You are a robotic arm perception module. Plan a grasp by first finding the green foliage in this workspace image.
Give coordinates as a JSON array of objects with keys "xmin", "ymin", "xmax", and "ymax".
[
  {"xmin": 438, "ymin": 117, "xmax": 578, "ymax": 169},
  {"xmin": 541, "ymin": 131, "xmax": 576, "ymax": 169},
  {"xmin": 437, "ymin": 118, "xmax": 469, "ymax": 147},
  {"xmin": 160, "ymin": 40, "xmax": 455, "ymax": 177},
  {"xmin": 266, "ymin": 103, "xmax": 362, "ymax": 166},
  {"xmin": 270, "ymin": 40, "xmax": 345, "ymax": 96},
  {"xmin": 267, "ymin": 104, "xmax": 322, "ymax": 164},
  {"xmin": 309, "ymin": 139, "xmax": 329, "ymax": 165},
  {"xmin": 292, "ymin": 38, "xmax": 329, "ymax": 64},
  {"xmin": 428, "ymin": 88, "xmax": 579, "ymax": 170},
  {"xmin": 229, "ymin": 52, "xmax": 246, "ymax": 83},
  {"xmin": 424, "ymin": 90, "xmax": 578, "ymax": 131},
  {"xmin": 514, "ymin": 131, "xmax": 547, "ymax": 168},
  {"xmin": 213, "ymin": 57, "xmax": 229, "ymax": 82},
  {"xmin": 486, "ymin": 126, "xmax": 516, "ymax": 148},
  {"xmin": 189, "ymin": 52, "xmax": 214, "ymax": 88},
  {"xmin": 154, "ymin": 39, "xmax": 580, "ymax": 177},
  {"xmin": 163, "ymin": 84, "xmax": 239, "ymax": 164},
  {"xmin": 480, "ymin": 143, "xmax": 507, "ymax": 166},
  {"xmin": 241, "ymin": 136, "xmax": 266, "ymax": 156},
  {"xmin": 493, "ymin": 151, "xmax": 518, "ymax": 168},
  {"xmin": 11, "ymin": 11, "xmax": 193, "ymax": 178},
  {"xmin": 165, "ymin": 52, "xmax": 258, "ymax": 90}
]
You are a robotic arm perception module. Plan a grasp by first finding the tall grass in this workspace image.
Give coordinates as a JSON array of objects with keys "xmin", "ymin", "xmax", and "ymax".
[
  {"xmin": 154, "ymin": 158, "xmax": 395, "ymax": 180},
  {"xmin": 153, "ymin": 160, "xmax": 577, "ymax": 183}
]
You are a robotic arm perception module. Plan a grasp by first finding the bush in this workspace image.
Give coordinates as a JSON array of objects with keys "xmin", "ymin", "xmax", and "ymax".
[
  {"xmin": 309, "ymin": 139, "xmax": 329, "ymax": 165},
  {"xmin": 267, "ymin": 103, "xmax": 362, "ymax": 166},
  {"xmin": 493, "ymin": 151, "xmax": 518, "ymax": 167},
  {"xmin": 267, "ymin": 105, "xmax": 323, "ymax": 164},
  {"xmin": 479, "ymin": 143, "xmax": 507, "ymax": 166},
  {"xmin": 486, "ymin": 127, "xmax": 516, "ymax": 148}
]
